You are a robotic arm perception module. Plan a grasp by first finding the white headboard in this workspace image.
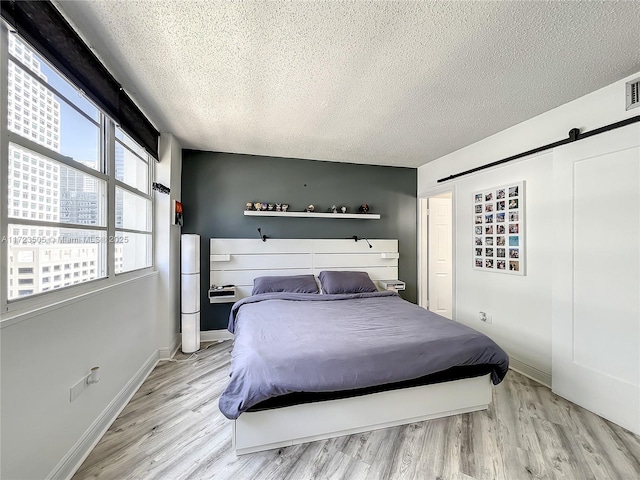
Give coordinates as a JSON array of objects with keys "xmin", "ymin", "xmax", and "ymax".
[{"xmin": 210, "ymin": 238, "xmax": 399, "ymax": 299}]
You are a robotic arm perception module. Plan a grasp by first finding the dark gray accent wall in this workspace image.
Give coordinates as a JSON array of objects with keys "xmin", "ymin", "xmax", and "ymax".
[{"xmin": 182, "ymin": 151, "xmax": 417, "ymax": 330}]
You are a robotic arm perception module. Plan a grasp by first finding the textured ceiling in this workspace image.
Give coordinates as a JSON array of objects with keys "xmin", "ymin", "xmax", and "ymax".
[{"xmin": 54, "ymin": 1, "xmax": 640, "ymax": 168}]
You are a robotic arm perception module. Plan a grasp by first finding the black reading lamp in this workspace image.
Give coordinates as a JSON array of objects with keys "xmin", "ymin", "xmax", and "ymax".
[{"xmin": 351, "ymin": 235, "xmax": 372, "ymax": 248}]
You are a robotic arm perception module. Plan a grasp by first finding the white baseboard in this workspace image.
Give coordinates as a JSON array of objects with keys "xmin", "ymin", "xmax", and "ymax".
[
  {"xmin": 158, "ymin": 334, "xmax": 181, "ymax": 360},
  {"xmin": 509, "ymin": 355, "xmax": 551, "ymax": 388},
  {"xmin": 47, "ymin": 350, "xmax": 159, "ymax": 480},
  {"xmin": 200, "ymin": 329, "xmax": 234, "ymax": 342}
]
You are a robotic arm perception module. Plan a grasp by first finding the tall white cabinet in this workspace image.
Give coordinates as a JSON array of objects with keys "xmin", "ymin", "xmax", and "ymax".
[
  {"xmin": 552, "ymin": 124, "xmax": 640, "ymax": 435},
  {"xmin": 181, "ymin": 234, "xmax": 201, "ymax": 353}
]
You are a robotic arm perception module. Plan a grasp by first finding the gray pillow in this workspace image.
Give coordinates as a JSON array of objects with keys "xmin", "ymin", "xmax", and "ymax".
[
  {"xmin": 318, "ymin": 271, "xmax": 378, "ymax": 294},
  {"xmin": 252, "ymin": 275, "xmax": 319, "ymax": 295}
]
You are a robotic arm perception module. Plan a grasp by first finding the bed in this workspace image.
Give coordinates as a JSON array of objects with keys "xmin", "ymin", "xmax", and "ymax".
[{"xmin": 218, "ymin": 268, "xmax": 509, "ymax": 455}]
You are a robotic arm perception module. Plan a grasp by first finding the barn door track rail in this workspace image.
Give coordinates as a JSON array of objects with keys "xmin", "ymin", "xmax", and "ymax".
[{"xmin": 437, "ymin": 115, "xmax": 640, "ymax": 183}]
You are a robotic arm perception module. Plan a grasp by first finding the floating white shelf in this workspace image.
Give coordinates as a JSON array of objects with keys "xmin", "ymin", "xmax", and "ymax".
[
  {"xmin": 244, "ymin": 210, "xmax": 380, "ymax": 220},
  {"xmin": 208, "ymin": 286, "xmax": 238, "ymax": 303}
]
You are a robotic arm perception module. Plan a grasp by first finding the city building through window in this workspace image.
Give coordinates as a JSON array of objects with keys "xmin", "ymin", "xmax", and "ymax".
[{"xmin": 2, "ymin": 29, "xmax": 154, "ymax": 303}]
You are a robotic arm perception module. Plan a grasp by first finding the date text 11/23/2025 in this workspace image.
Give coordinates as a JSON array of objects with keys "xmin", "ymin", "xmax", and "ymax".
[{"xmin": 1, "ymin": 235, "xmax": 130, "ymax": 244}]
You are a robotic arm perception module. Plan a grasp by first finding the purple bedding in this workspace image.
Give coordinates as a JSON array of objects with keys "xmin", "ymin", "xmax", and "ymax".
[{"xmin": 219, "ymin": 291, "xmax": 509, "ymax": 420}]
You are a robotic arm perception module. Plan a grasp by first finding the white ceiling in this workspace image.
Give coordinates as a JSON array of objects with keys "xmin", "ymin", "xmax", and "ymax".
[{"xmin": 55, "ymin": 1, "xmax": 640, "ymax": 168}]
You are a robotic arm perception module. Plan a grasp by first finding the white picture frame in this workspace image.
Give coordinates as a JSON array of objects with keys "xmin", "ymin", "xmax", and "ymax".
[{"xmin": 473, "ymin": 181, "xmax": 525, "ymax": 275}]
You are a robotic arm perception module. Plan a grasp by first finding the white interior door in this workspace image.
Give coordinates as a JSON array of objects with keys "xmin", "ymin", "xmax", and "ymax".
[
  {"xmin": 428, "ymin": 195, "xmax": 453, "ymax": 320},
  {"xmin": 552, "ymin": 124, "xmax": 640, "ymax": 435}
]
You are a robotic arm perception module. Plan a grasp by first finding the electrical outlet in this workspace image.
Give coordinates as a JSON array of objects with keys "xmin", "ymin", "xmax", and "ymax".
[
  {"xmin": 70, "ymin": 376, "xmax": 86, "ymax": 402},
  {"xmin": 479, "ymin": 312, "xmax": 492, "ymax": 324}
]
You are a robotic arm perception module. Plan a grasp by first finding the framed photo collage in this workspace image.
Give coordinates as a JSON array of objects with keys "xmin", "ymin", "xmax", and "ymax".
[{"xmin": 473, "ymin": 181, "xmax": 525, "ymax": 275}]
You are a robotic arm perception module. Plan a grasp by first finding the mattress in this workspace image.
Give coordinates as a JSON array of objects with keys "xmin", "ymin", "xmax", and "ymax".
[{"xmin": 246, "ymin": 363, "xmax": 493, "ymax": 412}]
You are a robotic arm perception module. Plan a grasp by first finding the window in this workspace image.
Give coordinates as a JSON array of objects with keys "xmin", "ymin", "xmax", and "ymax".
[
  {"xmin": 114, "ymin": 127, "xmax": 153, "ymax": 274},
  {"xmin": 2, "ymin": 29, "xmax": 154, "ymax": 306}
]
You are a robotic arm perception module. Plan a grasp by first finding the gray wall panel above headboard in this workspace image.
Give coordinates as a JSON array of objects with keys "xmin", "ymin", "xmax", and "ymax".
[{"xmin": 181, "ymin": 151, "xmax": 417, "ymax": 330}]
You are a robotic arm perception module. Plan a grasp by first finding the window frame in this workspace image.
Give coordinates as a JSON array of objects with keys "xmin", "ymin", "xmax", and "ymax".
[{"xmin": 0, "ymin": 23, "xmax": 155, "ymax": 318}]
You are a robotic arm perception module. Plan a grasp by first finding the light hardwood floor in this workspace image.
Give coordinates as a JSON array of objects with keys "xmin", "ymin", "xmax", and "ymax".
[{"xmin": 72, "ymin": 341, "xmax": 640, "ymax": 480}]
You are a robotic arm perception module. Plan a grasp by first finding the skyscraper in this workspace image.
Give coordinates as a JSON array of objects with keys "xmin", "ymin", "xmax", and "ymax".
[
  {"xmin": 7, "ymin": 35, "xmax": 61, "ymax": 231},
  {"xmin": 6, "ymin": 35, "xmax": 102, "ymax": 299}
]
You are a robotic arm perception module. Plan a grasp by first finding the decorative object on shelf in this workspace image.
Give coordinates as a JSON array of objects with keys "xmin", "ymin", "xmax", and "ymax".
[
  {"xmin": 267, "ymin": 203, "xmax": 274, "ymax": 211},
  {"xmin": 254, "ymin": 202, "xmax": 261, "ymax": 211},
  {"xmin": 306, "ymin": 204, "xmax": 315, "ymax": 212},
  {"xmin": 275, "ymin": 203, "xmax": 282, "ymax": 212},
  {"xmin": 245, "ymin": 202, "xmax": 253, "ymax": 211},
  {"xmin": 261, "ymin": 202, "xmax": 268, "ymax": 211},
  {"xmin": 329, "ymin": 205, "xmax": 338, "ymax": 213},
  {"xmin": 359, "ymin": 203, "xmax": 370, "ymax": 214},
  {"xmin": 472, "ymin": 181, "xmax": 525, "ymax": 275},
  {"xmin": 340, "ymin": 206, "xmax": 348, "ymax": 213},
  {"xmin": 257, "ymin": 227, "xmax": 268, "ymax": 242},
  {"xmin": 282, "ymin": 204, "xmax": 289, "ymax": 212},
  {"xmin": 173, "ymin": 200, "xmax": 184, "ymax": 226}
]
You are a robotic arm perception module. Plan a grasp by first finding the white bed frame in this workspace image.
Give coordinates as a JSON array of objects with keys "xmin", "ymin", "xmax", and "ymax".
[
  {"xmin": 210, "ymin": 238, "xmax": 493, "ymax": 455},
  {"xmin": 234, "ymin": 375, "xmax": 491, "ymax": 454}
]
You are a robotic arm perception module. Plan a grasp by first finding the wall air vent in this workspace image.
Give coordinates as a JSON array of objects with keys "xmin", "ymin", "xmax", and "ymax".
[{"xmin": 627, "ymin": 78, "xmax": 640, "ymax": 111}]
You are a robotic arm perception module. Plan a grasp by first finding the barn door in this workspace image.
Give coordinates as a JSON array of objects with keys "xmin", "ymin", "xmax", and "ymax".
[{"xmin": 552, "ymin": 124, "xmax": 640, "ymax": 434}]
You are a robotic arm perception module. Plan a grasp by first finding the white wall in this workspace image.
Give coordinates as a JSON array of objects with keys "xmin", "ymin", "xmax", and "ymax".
[
  {"xmin": 418, "ymin": 71, "xmax": 640, "ymax": 195},
  {"xmin": 0, "ymin": 275, "xmax": 158, "ymax": 480},
  {"xmin": 155, "ymin": 133, "xmax": 183, "ymax": 357},
  {"xmin": 452, "ymin": 153, "xmax": 554, "ymax": 382},
  {"xmin": 0, "ymin": 136, "xmax": 182, "ymax": 480},
  {"xmin": 418, "ymin": 71, "xmax": 640, "ymax": 385}
]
